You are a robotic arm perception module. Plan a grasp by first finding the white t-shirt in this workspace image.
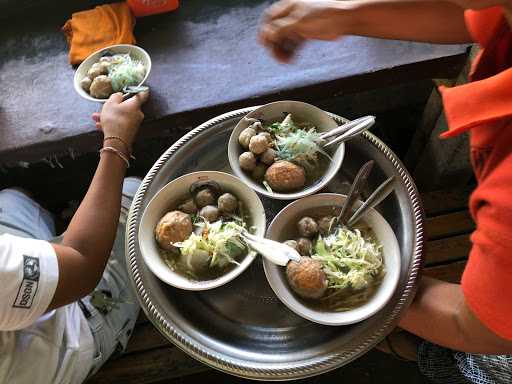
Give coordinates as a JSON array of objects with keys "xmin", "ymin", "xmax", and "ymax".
[{"xmin": 0, "ymin": 234, "xmax": 94, "ymax": 383}]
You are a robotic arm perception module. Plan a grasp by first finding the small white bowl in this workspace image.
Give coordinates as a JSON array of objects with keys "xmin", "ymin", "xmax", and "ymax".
[
  {"xmin": 264, "ymin": 193, "xmax": 400, "ymax": 326},
  {"xmin": 74, "ymin": 44, "xmax": 151, "ymax": 103},
  {"xmin": 139, "ymin": 171, "xmax": 266, "ymax": 291},
  {"xmin": 228, "ymin": 101, "xmax": 345, "ymax": 200}
]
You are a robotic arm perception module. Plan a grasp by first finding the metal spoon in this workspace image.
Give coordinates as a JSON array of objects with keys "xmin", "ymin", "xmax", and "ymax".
[
  {"xmin": 334, "ymin": 160, "xmax": 375, "ymax": 231},
  {"xmin": 346, "ymin": 176, "xmax": 396, "ymax": 227},
  {"xmin": 122, "ymin": 85, "xmax": 149, "ymax": 100},
  {"xmin": 241, "ymin": 231, "xmax": 301, "ymax": 266},
  {"xmin": 321, "ymin": 116, "xmax": 376, "ymax": 148}
]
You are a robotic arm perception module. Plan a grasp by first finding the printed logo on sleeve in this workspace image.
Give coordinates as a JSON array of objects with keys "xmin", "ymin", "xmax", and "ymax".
[{"xmin": 13, "ymin": 255, "xmax": 40, "ymax": 309}]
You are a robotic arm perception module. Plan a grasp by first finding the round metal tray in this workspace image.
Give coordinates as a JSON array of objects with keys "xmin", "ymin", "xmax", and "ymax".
[{"xmin": 126, "ymin": 107, "xmax": 425, "ymax": 380}]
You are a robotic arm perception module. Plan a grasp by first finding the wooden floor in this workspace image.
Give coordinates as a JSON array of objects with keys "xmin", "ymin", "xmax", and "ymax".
[{"xmin": 87, "ymin": 186, "xmax": 475, "ymax": 384}]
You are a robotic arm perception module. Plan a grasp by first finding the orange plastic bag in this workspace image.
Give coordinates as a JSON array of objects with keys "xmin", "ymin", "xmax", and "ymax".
[{"xmin": 127, "ymin": 0, "xmax": 179, "ymax": 17}]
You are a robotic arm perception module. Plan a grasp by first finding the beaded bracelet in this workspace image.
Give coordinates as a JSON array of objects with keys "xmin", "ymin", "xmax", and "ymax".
[
  {"xmin": 100, "ymin": 146, "xmax": 130, "ymax": 168},
  {"xmin": 103, "ymin": 136, "xmax": 133, "ymax": 158}
]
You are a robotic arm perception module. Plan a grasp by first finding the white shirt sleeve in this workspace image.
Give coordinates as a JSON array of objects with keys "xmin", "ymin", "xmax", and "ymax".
[{"xmin": 0, "ymin": 234, "xmax": 59, "ymax": 331}]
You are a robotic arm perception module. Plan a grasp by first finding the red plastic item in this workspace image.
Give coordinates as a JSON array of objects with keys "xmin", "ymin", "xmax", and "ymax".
[{"xmin": 127, "ymin": 0, "xmax": 179, "ymax": 17}]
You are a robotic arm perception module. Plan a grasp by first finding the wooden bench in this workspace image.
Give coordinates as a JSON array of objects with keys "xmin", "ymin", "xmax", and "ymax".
[{"xmin": 87, "ymin": 186, "xmax": 474, "ymax": 384}]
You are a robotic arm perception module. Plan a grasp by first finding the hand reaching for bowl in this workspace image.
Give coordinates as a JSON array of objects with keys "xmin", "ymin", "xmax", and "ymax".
[
  {"xmin": 92, "ymin": 90, "xmax": 149, "ymax": 149},
  {"xmin": 259, "ymin": 0, "xmax": 349, "ymax": 63}
]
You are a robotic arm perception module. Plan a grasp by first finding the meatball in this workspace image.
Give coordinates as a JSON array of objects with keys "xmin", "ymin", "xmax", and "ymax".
[
  {"xmin": 218, "ymin": 193, "xmax": 238, "ymax": 213},
  {"xmin": 249, "ymin": 134, "xmax": 269, "ymax": 155},
  {"xmin": 195, "ymin": 188, "xmax": 216, "ymax": 208},
  {"xmin": 178, "ymin": 198, "xmax": 198, "ymax": 214},
  {"xmin": 80, "ymin": 76, "xmax": 92, "ymax": 92},
  {"xmin": 296, "ymin": 237, "xmax": 313, "ymax": 256},
  {"xmin": 258, "ymin": 132, "xmax": 273, "ymax": 144},
  {"xmin": 318, "ymin": 216, "xmax": 335, "ymax": 236},
  {"xmin": 286, "ymin": 256, "xmax": 328, "ymax": 299},
  {"xmin": 260, "ymin": 148, "xmax": 276, "ymax": 165},
  {"xmin": 297, "ymin": 217, "xmax": 319, "ymax": 238},
  {"xmin": 89, "ymin": 75, "xmax": 114, "ymax": 99},
  {"xmin": 180, "ymin": 248, "xmax": 210, "ymax": 273},
  {"xmin": 87, "ymin": 62, "xmax": 108, "ymax": 80},
  {"xmin": 155, "ymin": 211, "xmax": 193, "ymax": 250},
  {"xmin": 248, "ymin": 121, "xmax": 263, "ymax": 132},
  {"xmin": 284, "ymin": 240, "xmax": 298, "ymax": 251},
  {"xmin": 199, "ymin": 205, "xmax": 220, "ymax": 222},
  {"xmin": 264, "ymin": 161, "xmax": 306, "ymax": 192},
  {"xmin": 251, "ymin": 163, "xmax": 268, "ymax": 181},
  {"xmin": 238, "ymin": 127, "xmax": 256, "ymax": 148},
  {"xmin": 239, "ymin": 151, "xmax": 257, "ymax": 171}
]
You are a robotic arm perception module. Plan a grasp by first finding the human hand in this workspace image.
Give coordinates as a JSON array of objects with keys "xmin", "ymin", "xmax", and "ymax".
[
  {"xmin": 92, "ymin": 91, "xmax": 149, "ymax": 149},
  {"xmin": 259, "ymin": 0, "xmax": 348, "ymax": 63}
]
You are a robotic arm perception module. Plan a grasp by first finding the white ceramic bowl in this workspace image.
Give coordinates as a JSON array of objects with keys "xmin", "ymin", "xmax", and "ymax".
[
  {"xmin": 139, "ymin": 171, "xmax": 266, "ymax": 290},
  {"xmin": 228, "ymin": 101, "xmax": 345, "ymax": 200},
  {"xmin": 264, "ymin": 193, "xmax": 400, "ymax": 326},
  {"xmin": 74, "ymin": 44, "xmax": 151, "ymax": 103}
]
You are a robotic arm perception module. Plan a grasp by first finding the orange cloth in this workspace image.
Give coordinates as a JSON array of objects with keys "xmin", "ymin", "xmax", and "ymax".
[
  {"xmin": 439, "ymin": 8, "xmax": 512, "ymax": 340},
  {"xmin": 62, "ymin": 2, "xmax": 136, "ymax": 65}
]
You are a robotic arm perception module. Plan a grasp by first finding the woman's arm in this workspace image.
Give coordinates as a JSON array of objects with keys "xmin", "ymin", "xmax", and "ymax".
[
  {"xmin": 48, "ymin": 92, "xmax": 148, "ymax": 309},
  {"xmin": 400, "ymin": 276, "xmax": 512, "ymax": 354},
  {"xmin": 259, "ymin": 0, "xmax": 472, "ymax": 62}
]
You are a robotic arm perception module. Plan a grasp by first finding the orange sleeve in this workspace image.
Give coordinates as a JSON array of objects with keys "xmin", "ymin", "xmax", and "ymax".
[{"xmin": 462, "ymin": 150, "xmax": 512, "ymax": 341}]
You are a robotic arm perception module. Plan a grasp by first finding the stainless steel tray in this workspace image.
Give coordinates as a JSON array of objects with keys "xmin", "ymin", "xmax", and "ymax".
[{"xmin": 126, "ymin": 107, "xmax": 425, "ymax": 380}]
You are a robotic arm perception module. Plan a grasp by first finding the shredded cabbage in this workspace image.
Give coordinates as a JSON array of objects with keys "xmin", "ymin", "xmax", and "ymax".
[
  {"xmin": 265, "ymin": 114, "xmax": 331, "ymax": 170},
  {"xmin": 107, "ymin": 54, "xmax": 146, "ymax": 92},
  {"xmin": 174, "ymin": 219, "xmax": 247, "ymax": 269},
  {"xmin": 311, "ymin": 227, "xmax": 384, "ymax": 291},
  {"xmin": 276, "ymin": 128, "xmax": 331, "ymax": 170}
]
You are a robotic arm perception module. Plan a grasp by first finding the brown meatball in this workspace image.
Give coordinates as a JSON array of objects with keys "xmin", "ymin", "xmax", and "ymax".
[
  {"xmin": 248, "ymin": 134, "xmax": 269, "ymax": 155},
  {"xmin": 195, "ymin": 189, "xmax": 215, "ymax": 208},
  {"xmin": 178, "ymin": 198, "xmax": 198, "ymax": 214},
  {"xmin": 251, "ymin": 163, "xmax": 268, "ymax": 181},
  {"xmin": 80, "ymin": 76, "xmax": 92, "ymax": 92},
  {"xmin": 260, "ymin": 148, "xmax": 276, "ymax": 165},
  {"xmin": 89, "ymin": 75, "xmax": 113, "ymax": 99},
  {"xmin": 238, "ymin": 127, "xmax": 256, "ymax": 148},
  {"xmin": 155, "ymin": 211, "xmax": 193, "ymax": 250},
  {"xmin": 318, "ymin": 216, "xmax": 335, "ymax": 236},
  {"xmin": 297, "ymin": 216, "xmax": 319, "ymax": 238},
  {"xmin": 264, "ymin": 161, "xmax": 306, "ymax": 192},
  {"xmin": 286, "ymin": 256, "xmax": 328, "ymax": 299},
  {"xmin": 296, "ymin": 237, "xmax": 313, "ymax": 256},
  {"xmin": 239, "ymin": 151, "xmax": 257, "ymax": 171},
  {"xmin": 217, "ymin": 193, "xmax": 238, "ymax": 213},
  {"xmin": 87, "ymin": 62, "xmax": 108, "ymax": 80},
  {"xmin": 199, "ymin": 205, "xmax": 220, "ymax": 222}
]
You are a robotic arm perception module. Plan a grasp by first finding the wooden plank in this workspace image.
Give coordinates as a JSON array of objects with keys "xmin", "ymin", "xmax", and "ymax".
[
  {"xmin": 423, "ymin": 261, "xmax": 467, "ymax": 283},
  {"xmin": 87, "ymin": 347, "xmax": 209, "ymax": 384},
  {"xmin": 425, "ymin": 234, "xmax": 471, "ymax": 266},
  {"xmin": 420, "ymin": 186, "xmax": 472, "ymax": 217},
  {"xmin": 425, "ymin": 211, "xmax": 474, "ymax": 240}
]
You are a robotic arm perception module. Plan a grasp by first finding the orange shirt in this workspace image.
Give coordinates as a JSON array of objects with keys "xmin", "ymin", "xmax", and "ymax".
[{"xmin": 439, "ymin": 7, "xmax": 512, "ymax": 340}]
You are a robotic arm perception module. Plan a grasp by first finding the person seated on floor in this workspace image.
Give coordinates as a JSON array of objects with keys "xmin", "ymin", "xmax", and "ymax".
[
  {"xmin": 0, "ymin": 91, "xmax": 148, "ymax": 383},
  {"xmin": 259, "ymin": 1, "xmax": 512, "ymax": 383}
]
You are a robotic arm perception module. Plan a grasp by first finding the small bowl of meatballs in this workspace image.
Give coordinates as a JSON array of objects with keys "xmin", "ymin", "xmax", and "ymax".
[
  {"xmin": 74, "ymin": 44, "xmax": 151, "ymax": 102},
  {"xmin": 264, "ymin": 193, "xmax": 401, "ymax": 326},
  {"xmin": 139, "ymin": 171, "xmax": 266, "ymax": 290},
  {"xmin": 228, "ymin": 101, "xmax": 345, "ymax": 200}
]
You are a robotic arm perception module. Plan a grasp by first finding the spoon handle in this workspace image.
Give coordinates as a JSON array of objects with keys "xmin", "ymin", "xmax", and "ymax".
[
  {"xmin": 347, "ymin": 176, "xmax": 396, "ymax": 227},
  {"xmin": 337, "ymin": 160, "xmax": 374, "ymax": 227},
  {"xmin": 320, "ymin": 115, "xmax": 375, "ymax": 140},
  {"xmin": 323, "ymin": 116, "xmax": 375, "ymax": 147}
]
